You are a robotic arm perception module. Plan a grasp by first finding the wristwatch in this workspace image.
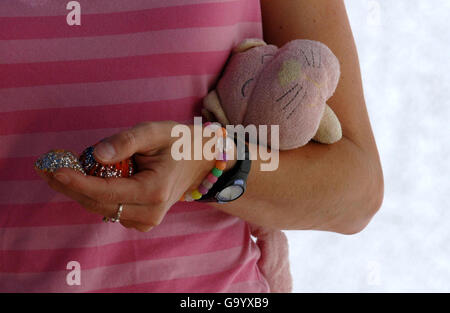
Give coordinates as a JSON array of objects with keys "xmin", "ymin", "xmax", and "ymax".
[{"xmin": 197, "ymin": 135, "xmax": 251, "ymax": 203}]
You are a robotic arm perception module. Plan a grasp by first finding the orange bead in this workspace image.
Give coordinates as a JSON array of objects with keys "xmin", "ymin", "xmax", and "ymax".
[
  {"xmin": 215, "ymin": 160, "xmax": 226, "ymax": 171},
  {"xmin": 221, "ymin": 127, "xmax": 227, "ymax": 137}
]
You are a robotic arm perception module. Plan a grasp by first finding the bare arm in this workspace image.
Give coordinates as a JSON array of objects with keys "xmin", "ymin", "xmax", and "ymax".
[
  {"xmin": 210, "ymin": 0, "xmax": 384, "ymax": 234},
  {"xmin": 39, "ymin": 0, "xmax": 383, "ymax": 235}
]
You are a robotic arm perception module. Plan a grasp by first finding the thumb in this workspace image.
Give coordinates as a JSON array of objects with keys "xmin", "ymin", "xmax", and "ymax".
[{"xmin": 93, "ymin": 121, "xmax": 174, "ymax": 164}]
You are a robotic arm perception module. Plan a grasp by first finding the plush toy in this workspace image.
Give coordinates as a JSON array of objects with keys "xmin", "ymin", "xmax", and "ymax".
[{"xmin": 201, "ymin": 38, "xmax": 343, "ymax": 292}]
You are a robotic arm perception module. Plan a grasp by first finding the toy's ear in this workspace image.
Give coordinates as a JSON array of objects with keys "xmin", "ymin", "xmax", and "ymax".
[
  {"xmin": 232, "ymin": 38, "xmax": 267, "ymax": 55},
  {"xmin": 313, "ymin": 104, "xmax": 342, "ymax": 144},
  {"xmin": 202, "ymin": 90, "xmax": 230, "ymax": 125}
]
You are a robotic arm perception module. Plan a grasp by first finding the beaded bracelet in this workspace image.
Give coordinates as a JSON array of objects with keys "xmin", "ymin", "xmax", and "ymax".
[{"xmin": 180, "ymin": 122, "xmax": 228, "ymax": 202}]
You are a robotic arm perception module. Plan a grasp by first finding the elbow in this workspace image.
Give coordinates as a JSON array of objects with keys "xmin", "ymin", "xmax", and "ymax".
[
  {"xmin": 341, "ymin": 178, "xmax": 383, "ymax": 235},
  {"xmin": 334, "ymin": 146, "xmax": 384, "ymax": 235},
  {"xmin": 339, "ymin": 159, "xmax": 384, "ymax": 235}
]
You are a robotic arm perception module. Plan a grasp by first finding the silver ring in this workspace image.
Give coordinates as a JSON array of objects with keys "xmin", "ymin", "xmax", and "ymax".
[{"xmin": 103, "ymin": 203, "xmax": 124, "ymax": 223}]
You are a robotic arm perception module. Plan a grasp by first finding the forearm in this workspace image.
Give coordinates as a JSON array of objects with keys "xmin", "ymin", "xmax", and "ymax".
[{"xmin": 211, "ymin": 136, "xmax": 383, "ymax": 234}]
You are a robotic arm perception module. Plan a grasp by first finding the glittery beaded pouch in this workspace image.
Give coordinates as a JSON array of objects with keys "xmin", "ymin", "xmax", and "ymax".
[{"xmin": 34, "ymin": 142, "xmax": 136, "ymax": 178}]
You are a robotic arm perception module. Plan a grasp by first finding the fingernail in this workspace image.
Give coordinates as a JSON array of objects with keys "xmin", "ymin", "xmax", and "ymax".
[
  {"xmin": 54, "ymin": 174, "xmax": 70, "ymax": 185},
  {"xmin": 95, "ymin": 142, "xmax": 116, "ymax": 161}
]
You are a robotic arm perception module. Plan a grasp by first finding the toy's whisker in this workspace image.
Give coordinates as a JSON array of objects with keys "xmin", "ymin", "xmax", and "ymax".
[
  {"xmin": 300, "ymin": 49, "xmax": 311, "ymax": 66},
  {"xmin": 276, "ymin": 83, "xmax": 299, "ymax": 102},
  {"xmin": 286, "ymin": 91, "xmax": 307, "ymax": 120},
  {"xmin": 281, "ymin": 86, "xmax": 302, "ymax": 111}
]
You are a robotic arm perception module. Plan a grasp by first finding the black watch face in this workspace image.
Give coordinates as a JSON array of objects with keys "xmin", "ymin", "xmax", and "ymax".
[{"xmin": 217, "ymin": 185, "xmax": 244, "ymax": 202}]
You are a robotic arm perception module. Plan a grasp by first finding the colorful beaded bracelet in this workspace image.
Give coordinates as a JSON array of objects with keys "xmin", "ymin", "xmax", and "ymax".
[{"xmin": 180, "ymin": 122, "xmax": 228, "ymax": 202}]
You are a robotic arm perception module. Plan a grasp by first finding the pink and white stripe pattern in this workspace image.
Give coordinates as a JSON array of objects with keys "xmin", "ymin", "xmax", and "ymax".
[{"xmin": 0, "ymin": 0, "xmax": 269, "ymax": 292}]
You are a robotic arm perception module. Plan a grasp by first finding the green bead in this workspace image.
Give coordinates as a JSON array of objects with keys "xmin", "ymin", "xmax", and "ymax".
[{"xmin": 211, "ymin": 167, "xmax": 223, "ymax": 177}]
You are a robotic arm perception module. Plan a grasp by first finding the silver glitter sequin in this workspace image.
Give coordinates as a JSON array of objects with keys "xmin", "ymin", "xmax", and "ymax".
[
  {"xmin": 35, "ymin": 145, "xmax": 135, "ymax": 178},
  {"xmin": 34, "ymin": 149, "xmax": 86, "ymax": 175}
]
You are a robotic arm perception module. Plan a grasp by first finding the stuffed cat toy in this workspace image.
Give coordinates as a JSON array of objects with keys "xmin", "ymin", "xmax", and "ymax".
[{"xmin": 201, "ymin": 38, "xmax": 343, "ymax": 292}]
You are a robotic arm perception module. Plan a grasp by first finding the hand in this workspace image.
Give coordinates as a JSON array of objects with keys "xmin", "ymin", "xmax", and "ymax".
[{"xmin": 35, "ymin": 121, "xmax": 236, "ymax": 232}]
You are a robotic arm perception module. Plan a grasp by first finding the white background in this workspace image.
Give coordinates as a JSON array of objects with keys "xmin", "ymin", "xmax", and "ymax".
[{"xmin": 286, "ymin": 0, "xmax": 450, "ymax": 292}]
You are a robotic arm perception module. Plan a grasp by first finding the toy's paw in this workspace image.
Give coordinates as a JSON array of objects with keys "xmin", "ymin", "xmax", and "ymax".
[
  {"xmin": 202, "ymin": 90, "xmax": 230, "ymax": 126},
  {"xmin": 232, "ymin": 38, "xmax": 267, "ymax": 54},
  {"xmin": 313, "ymin": 104, "xmax": 342, "ymax": 144}
]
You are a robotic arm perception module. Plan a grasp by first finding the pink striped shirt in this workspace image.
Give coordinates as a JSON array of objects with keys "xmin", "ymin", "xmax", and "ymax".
[{"xmin": 0, "ymin": 0, "xmax": 270, "ymax": 292}]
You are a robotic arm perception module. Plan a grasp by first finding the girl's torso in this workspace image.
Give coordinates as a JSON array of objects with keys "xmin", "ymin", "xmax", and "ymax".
[{"xmin": 0, "ymin": 0, "xmax": 269, "ymax": 292}]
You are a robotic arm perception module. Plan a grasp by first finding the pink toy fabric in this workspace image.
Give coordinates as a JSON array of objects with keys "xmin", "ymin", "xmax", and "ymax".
[
  {"xmin": 203, "ymin": 38, "xmax": 342, "ymax": 150},
  {"xmin": 202, "ymin": 38, "xmax": 343, "ymax": 293},
  {"xmin": 250, "ymin": 224, "xmax": 292, "ymax": 293}
]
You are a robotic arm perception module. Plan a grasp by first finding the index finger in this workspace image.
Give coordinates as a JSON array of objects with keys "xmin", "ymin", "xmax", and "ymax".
[{"xmin": 51, "ymin": 167, "xmax": 150, "ymax": 204}]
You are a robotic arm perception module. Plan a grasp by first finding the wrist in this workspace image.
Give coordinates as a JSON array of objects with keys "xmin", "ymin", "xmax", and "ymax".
[
  {"xmin": 186, "ymin": 123, "xmax": 236, "ymax": 171},
  {"xmin": 224, "ymin": 139, "xmax": 237, "ymax": 172},
  {"xmin": 181, "ymin": 123, "xmax": 236, "ymax": 201},
  {"xmin": 194, "ymin": 133, "xmax": 251, "ymax": 204}
]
